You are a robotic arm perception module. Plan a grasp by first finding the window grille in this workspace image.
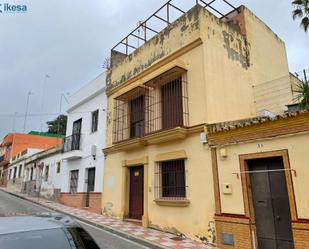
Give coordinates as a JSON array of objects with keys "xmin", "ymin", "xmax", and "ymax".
[
  {"xmin": 154, "ymin": 159, "xmax": 187, "ymax": 200},
  {"xmin": 113, "ymin": 69, "xmax": 189, "ymax": 143},
  {"xmin": 91, "ymin": 110, "xmax": 99, "ymax": 133},
  {"xmin": 113, "ymin": 86, "xmax": 150, "ymax": 143},
  {"xmin": 70, "ymin": 170, "xmax": 79, "ymax": 194}
]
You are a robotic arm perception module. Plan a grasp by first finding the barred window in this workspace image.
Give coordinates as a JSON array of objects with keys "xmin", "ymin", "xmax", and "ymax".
[
  {"xmin": 70, "ymin": 170, "xmax": 79, "ymax": 194},
  {"xmin": 113, "ymin": 68, "xmax": 189, "ymax": 144},
  {"xmin": 44, "ymin": 165, "xmax": 49, "ymax": 181},
  {"xmin": 161, "ymin": 77, "xmax": 183, "ymax": 129},
  {"xmin": 18, "ymin": 164, "xmax": 22, "ymax": 178},
  {"xmin": 155, "ymin": 159, "xmax": 186, "ymax": 200},
  {"xmin": 30, "ymin": 167, "xmax": 34, "ymax": 181},
  {"xmin": 91, "ymin": 110, "xmax": 99, "ymax": 133},
  {"xmin": 56, "ymin": 162, "xmax": 61, "ymax": 174}
]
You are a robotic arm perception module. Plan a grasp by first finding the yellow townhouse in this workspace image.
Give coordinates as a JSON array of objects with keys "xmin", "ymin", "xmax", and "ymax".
[
  {"xmin": 207, "ymin": 109, "xmax": 309, "ymax": 249},
  {"xmin": 102, "ymin": 0, "xmax": 297, "ymax": 245}
]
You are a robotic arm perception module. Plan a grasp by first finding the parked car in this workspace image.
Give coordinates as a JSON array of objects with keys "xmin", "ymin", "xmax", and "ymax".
[{"xmin": 0, "ymin": 213, "xmax": 100, "ymax": 249}]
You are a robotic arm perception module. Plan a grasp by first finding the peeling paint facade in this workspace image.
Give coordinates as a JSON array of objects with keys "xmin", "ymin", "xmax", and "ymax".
[{"xmin": 102, "ymin": 3, "xmax": 294, "ymax": 245}]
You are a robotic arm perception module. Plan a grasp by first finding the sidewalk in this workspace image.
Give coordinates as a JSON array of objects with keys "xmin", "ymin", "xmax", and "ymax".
[{"xmin": 0, "ymin": 188, "xmax": 216, "ymax": 249}]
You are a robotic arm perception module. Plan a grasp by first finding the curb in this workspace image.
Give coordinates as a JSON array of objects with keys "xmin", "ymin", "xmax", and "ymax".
[{"xmin": 0, "ymin": 189, "xmax": 167, "ymax": 249}]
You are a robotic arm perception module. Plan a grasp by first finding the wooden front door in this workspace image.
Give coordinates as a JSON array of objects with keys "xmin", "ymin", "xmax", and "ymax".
[
  {"xmin": 129, "ymin": 166, "xmax": 144, "ymax": 220},
  {"xmin": 248, "ymin": 157, "xmax": 294, "ymax": 249}
]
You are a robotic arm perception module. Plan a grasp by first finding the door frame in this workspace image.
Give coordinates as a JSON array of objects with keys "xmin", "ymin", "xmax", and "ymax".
[
  {"xmin": 239, "ymin": 150, "xmax": 297, "ymax": 246},
  {"xmin": 121, "ymin": 156, "xmax": 149, "ymax": 227}
]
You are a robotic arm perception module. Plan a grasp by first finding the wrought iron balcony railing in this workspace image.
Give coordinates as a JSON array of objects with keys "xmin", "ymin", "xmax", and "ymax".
[{"xmin": 63, "ymin": 134, "xmax": 82, "ymax": 153}]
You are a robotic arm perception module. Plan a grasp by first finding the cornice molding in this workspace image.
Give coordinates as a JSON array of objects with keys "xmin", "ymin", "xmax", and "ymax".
[
  {"xmin": 106, "ymin": 38, "xmax": 203, "ymax": 97},
  {"xmin": 103, "ymin": 124, "xmax": 205, "ymax": 155}
]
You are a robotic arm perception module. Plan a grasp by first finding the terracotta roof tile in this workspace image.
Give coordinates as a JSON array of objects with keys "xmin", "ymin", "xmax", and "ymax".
[{"xmin": 207, "ymin": 109, "xmax": 309, "ymax": 134}]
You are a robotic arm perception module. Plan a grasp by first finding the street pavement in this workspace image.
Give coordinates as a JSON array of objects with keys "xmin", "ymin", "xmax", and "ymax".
[{"xmin": 0, "ymin": 190, "xmax": 148, "ymax": 249}]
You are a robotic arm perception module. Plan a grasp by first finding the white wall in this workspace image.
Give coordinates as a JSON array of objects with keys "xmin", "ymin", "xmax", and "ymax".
[
  {"xmin": 40, "ymin": 152, "xmax": 64, "ymax": 191},
  {"xmin": 8, "ymin": 148, "xmax": 42, "ymax": 180},
  {"xmin": 61, "ymin": 72, "xmax": 106, "ymax": 193}
]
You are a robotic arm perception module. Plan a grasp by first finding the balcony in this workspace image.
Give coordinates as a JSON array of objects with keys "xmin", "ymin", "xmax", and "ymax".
[
  {"xmin": 62, "ymin": 134, "xmax": 83, "ymax": 160},
  {"xmin": 112, "ymin": 69, "xmax": 189, "ymax": 147}
]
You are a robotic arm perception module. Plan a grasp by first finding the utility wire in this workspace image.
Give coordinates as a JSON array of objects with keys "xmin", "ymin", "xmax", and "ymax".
[{"xmin": 0, "ymin": 109, "xmax": 107, "ymax": 118}]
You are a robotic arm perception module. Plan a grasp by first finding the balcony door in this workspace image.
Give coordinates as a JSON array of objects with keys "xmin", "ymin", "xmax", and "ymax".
[
  {"xmin": 161, "ymin": 77, "xmax": 183, "ymax": 129},
  {"xmin": 72, "ymin": 119, "xmax": 82, "ymax": 150},
  {"xmin": 129, "ymin": 95, "xmax": 145, "ymax": 138}
]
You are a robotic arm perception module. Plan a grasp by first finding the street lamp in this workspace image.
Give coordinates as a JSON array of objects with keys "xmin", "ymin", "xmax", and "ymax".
[
  {"xmin": 40, "ymin": 74, "xmax": 50, "ymax": 132},
  {"xmin": 23, "ymin": 91, "xmax": 34, "ymax": 133}
]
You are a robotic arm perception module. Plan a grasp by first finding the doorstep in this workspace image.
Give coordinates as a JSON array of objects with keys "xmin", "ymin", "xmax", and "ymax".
[
  {"xmin": 124, "ymin": 218, "xmax": 143, "ymax": 225},
  {"xmin": 0, "ymin": 188, "xmax": 216, "ymax": 249}
]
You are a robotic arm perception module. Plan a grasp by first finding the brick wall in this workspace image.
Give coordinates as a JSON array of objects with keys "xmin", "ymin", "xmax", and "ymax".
[
  {"xmin": 215, "ymin": 215, "xmax": 309, "ymax": 249},
  {"xmin": 59, "ymin": 192, "xmax": 102, "ymax": 214},
  {"xmin": 215, "ymin": 215, "xmax": 253, "ymax": 249},
  {"xmin": 292, "ymin": 221, "xmax": 309, "ymax": 249}
]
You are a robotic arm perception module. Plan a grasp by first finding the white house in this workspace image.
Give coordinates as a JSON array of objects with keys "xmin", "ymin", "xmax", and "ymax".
[
  {"xmin": 7, "ymin": 148, "xmax": 43, "ymax": 193},
  {"xmin": 60, "ymin": 73, "xmax": 106, "ymax": 214},
  {"xmin": 24, "ymin": 145, "xmax": 64, "ymax": 200}
]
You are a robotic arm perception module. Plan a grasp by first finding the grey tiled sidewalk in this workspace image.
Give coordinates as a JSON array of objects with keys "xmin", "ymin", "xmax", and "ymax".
[{"xmin": 0, "ymin": 188, "xmax": 216, "ymax": 249}]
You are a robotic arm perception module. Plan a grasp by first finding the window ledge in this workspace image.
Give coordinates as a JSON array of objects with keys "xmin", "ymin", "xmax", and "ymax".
[{"xmin": 154, "ymin": 199, "xmax": 190, "ymax": 207}]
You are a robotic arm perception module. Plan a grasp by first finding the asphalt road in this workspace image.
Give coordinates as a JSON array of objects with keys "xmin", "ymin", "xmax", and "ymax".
[{"xmin": 0, "ymin": 190, "xmax": 148, "ymax": 249}]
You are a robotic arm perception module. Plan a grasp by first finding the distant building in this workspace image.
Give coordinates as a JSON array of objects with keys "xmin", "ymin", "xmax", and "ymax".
[
  {"xmin": 22, "ymin": 145, "xmax": 64, "ymax": 201},
  {"xmin": 0, "ymin": 132, "xmax": 63, "ymax": 187},
  {"xmin": 7, "ymin": 148, "xmax": 43, "ymax": 193},
  {"xmin": 60, "ymin": 73, "xmax": 106, "ymax": 214}
]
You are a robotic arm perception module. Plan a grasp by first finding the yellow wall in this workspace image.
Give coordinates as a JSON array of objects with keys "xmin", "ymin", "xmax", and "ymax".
[
  {"xmin": 216, "ymin": 132, "xmax": 309, "ymax": 219},
  {"xmin": 243, "ymin": 7, "xmax": 289, "ymax": 85},
  {"xmin": 253, "ymin": 74, "xmax": 296, "ymax": 115},
  {"xmin": 102, "ymin": 3, "xmax": 294, "ymax": 242},
  {"xmin": 106, "ymin": 6, "xmax": 292, "ymax": 146},
  {"xmin": 103, "ymin": 134, "xmax": 216, "ymax": 241}
]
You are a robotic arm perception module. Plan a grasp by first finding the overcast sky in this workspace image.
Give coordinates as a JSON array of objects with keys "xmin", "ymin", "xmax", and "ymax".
[{"xmin": 0, "ymin": 0, "xmax": 308, "ymax": 139}]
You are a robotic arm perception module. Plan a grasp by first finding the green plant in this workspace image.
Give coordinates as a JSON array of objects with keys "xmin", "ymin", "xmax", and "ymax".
[
  {"xmin": 293, "ymin": 71, "xmax": 309, "ymax": 110},
  {"xmin": 292, "ymin": 0, "xmax": 309, "ymax": 32}
]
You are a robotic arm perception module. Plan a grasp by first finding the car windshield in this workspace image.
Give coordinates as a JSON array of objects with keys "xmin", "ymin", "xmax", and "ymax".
[{"xmin": 0, "ymin": 228, "xmax": 72, "ymax": 249}]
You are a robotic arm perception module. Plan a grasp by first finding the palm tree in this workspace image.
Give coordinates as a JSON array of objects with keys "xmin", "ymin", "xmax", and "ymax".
[
  {"xmin": 293, "ymin": 71, "xmax": 309, "ymax": 110},
  {"xmin": 292, "ymin": 0, "xmax": 309, "ymax": 32}
]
